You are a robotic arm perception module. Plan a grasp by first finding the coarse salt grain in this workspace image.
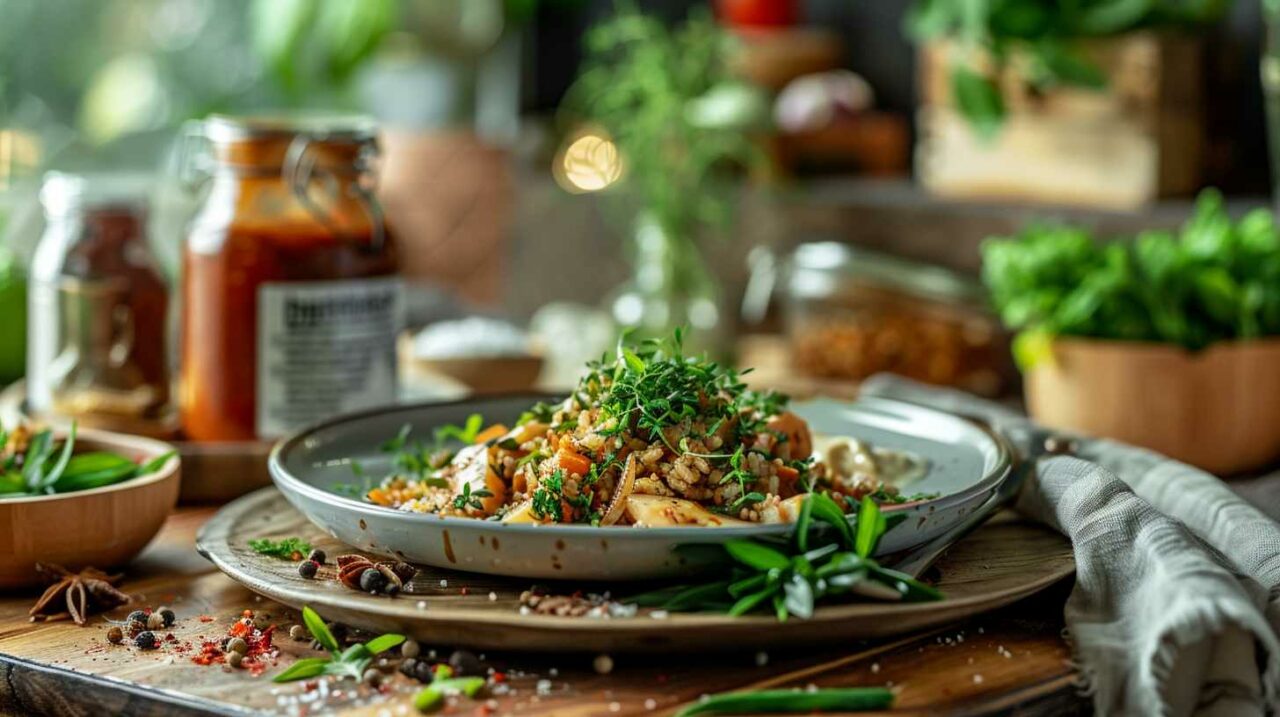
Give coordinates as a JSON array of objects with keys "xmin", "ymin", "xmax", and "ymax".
[
  {"xmin": 488, "ymin": 592, "xmax": 497, "ymax": 602},
  {"xmin": 536, "ymin": 679, "xmax": 553, "ymax": 696},
  {"xmin": 755, "ymin": 651, "xmax": 768, "ymax": 667},
  {"xmin": 645, "ymin": 698, "xmax": 657, "ymax": 710},
  {"xmin": 870, "ymin": 662, "xmax": 880, "ymax": 674},
  {"xmin": 973, "ymin": 674, "xmax": 984, "ymax": 684},
  {"xmin": 549, "ymin": 668, "xmax": 558, "ymax": 677},
  {"xmin": 594, "ymin": 654, "xmax": 615, "ymax": 675},
  {"xmin": 439, "ymin": 579, "xmax": 448, "ymax": 588},
  {"xmin": 609, "ymin": 702, "xmax": 621, "ymax": 712},
  {"xmin": 650, "ymin": 610, "xmax": 669, "ymax": 620},
  {"xmin": 416, "ymin": 601, "xmax": 427, "ymax": 610}
]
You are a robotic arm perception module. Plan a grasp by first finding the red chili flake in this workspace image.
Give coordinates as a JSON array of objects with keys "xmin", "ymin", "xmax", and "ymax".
[
  {"xmin": 492, "ymin": 672, "xmax": 506, "ymax": 683},
  {"xmin": 461, "ymin": 588, "xmax": 469, "ymax": 596},
  {"xmin": 198, "ymin": 615, "xmax": 215, "ymax": 623},
  {"xmin": 242, "ymin": 609, "xmax": 254, "ymax": 618}
]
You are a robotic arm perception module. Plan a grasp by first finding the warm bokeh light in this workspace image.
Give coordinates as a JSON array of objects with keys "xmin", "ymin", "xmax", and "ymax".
[{"xmin": 554, "ymin": 132, "xmax": 623, "ymax": 194}]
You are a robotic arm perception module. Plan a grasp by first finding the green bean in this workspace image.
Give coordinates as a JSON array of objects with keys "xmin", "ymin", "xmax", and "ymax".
[{"xmin": 674, "ymin": 687, "xmax": 895, "ymax": 716}]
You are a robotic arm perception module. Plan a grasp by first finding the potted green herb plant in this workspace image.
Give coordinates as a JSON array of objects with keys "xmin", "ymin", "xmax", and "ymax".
[
  {"xmin": 561, "ymin": 5, "xmax": 769, "ymax": 353},
  {"xmin": 983, "ymin": 190, "xmax": 1280, "ymax": 474},
  {"xmin": 907, "ymin": 0, "xmax": 1230, "ymax": 207}
]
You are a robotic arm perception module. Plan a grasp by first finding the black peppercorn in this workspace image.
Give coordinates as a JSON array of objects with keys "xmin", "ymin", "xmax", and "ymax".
[
  {"xmin": 307, "ymin": 548, "xmax": 326, "ymax": 565},
  {"xmin": 126, "ymin": 609, "xmax": 148, "ymax": 625},
  {"xmin": 134, "ymin": 631, "xmax": 158, "ymax": 650},
  {"xmin": 447, "ymin": 649, "xmax": 483, "ymax": 676},
  {"xmin": 158, "ymin": 607, "xmax": 176, "ymax": 627},
  {"xmin": 399, "ymin": 658, "xmax": 418, "ymax": 678},
  {"xmin": 414, "ymin": 660, "xmax": 435, "ymax": 683},
  {"xmin": 359, "ymin": 567, "xmax": 387, "ymax": 594},
  {"xmin": 298, "ymin": 560, "xmax": 319, "ymax": 579}
]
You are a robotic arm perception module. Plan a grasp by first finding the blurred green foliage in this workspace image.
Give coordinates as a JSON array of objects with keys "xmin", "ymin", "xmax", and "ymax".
[
  {"xmin": 563, "ymin": 4, "xmax": 768, "ymax": 237},
  {"xmin": 983, "ymin": 190, "xmax": 1280, "ymax": 366},
  {"xmin": 907, "ymin": 0, "xmax": 1231, "ymax": 137}
]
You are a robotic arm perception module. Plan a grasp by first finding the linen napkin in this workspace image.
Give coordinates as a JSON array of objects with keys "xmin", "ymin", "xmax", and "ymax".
[{"xmin": 859, "ymin": 374, "xmax": 1280, "ymax": 717}]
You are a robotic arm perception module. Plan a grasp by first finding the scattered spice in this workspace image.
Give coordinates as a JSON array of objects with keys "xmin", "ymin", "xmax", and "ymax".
[
  {"xmin": 248, "ymin": 537, "xmax": 312, "ymax": 561},
  {"xmin": 335, "ymin": 554, "xmax": 417, "ymax": 595},
  {"xmin": 191, "ymin": 610, "xmax": 279, "ymax": 676},
  {"xmin": 106, "ymin": 626, "xmax": 124, "ymax": 644},
  {"xmin": 518, "ymin": 588, "xmax": 636, "ymax": 618},
  {"xmin": 297, "ymin": 560, "xmax": 319, "ymax": 579},
  {"xmin": 307, "ymin": 548, "xmax": 326, "ymax": 564},
  {"xmin": 28, "ymin": 564, "xmax": 130, "ymax": 626},
  {"xmin": 134, "ymin": 631, "xmax": 159, "ymax": 650}
]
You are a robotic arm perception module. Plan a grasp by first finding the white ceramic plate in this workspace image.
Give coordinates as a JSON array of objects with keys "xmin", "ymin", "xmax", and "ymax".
[{"xmin": 269, "ymin": 394, "xmax": 1013, "ymax": 580}]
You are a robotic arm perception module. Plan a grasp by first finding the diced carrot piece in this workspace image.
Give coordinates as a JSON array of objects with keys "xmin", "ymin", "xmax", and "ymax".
[
  {"xmin": 367, "ymin": 487, "xmax": 389, "ymax": 505},
  {"xmin": 473, "ymin": 424, "xmax": 509, "ymax": 444},
  {"xmin": 556, "ymin": 448, "xmax": 592, "ymax": 477},
  {"xmin": 777, "ymin": 464, "xmax": 800, "ymax": 482}
]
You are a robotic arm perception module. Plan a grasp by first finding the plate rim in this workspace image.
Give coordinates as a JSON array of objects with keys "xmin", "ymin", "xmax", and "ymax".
[
  {"xmin": 267, "ymin": 393, "xmax": 1014, "ymax": 538},
  {"xmin": 196, "ymin": 487, "xmax": 1074, "ymax": 651}
]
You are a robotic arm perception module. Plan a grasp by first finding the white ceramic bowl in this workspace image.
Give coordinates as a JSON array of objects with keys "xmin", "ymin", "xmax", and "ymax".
[{"xmin": 269, "ymin": 395, "xmax": 1012, "ymax": 580}]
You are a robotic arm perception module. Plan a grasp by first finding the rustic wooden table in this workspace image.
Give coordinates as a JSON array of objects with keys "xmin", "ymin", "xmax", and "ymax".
[{"xmin": 0, "ymin": 506, "xmax": 1086, "ymax": 717}]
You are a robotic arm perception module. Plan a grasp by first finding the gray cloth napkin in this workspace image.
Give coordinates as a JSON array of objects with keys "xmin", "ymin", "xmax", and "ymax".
[{"xmin": 860, "ymin": 375, "xmax": 1280, "ymax": 717}]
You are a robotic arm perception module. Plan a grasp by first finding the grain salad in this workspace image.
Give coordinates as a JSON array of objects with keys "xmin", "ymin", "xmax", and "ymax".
[{"xmin": 361, "ymin": 330, "xmax": 923, "ymax": 526}]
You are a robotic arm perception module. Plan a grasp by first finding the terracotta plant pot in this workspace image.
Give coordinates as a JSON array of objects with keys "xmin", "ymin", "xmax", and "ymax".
[{"xmin": 1024, "ymin": 338, "xmax": 1280, "ymax": 475}]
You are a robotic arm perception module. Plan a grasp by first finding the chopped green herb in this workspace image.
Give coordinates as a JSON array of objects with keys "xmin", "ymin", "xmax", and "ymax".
[
  {"xmin": 452, "ymin": 482, "xmax": 494, "ymax": 512},
  {"xmin": 531, "ymin": 470, "xmax": 566, "ymax": 522},
  {"xmin": 248, "ymin": 537, "xmax": 313, "ymax": 560}
]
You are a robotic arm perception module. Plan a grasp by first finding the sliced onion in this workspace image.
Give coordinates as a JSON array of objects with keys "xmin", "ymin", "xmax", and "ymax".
[{"xmin": 599, "ymin": 454, "xmax": 637, "ymax": 526}]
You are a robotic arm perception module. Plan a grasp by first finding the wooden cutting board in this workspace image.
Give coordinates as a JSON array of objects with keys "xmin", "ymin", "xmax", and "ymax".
[{"xmin": 196, "ymin": 489, "xmax": 1076, "ymax": 653}]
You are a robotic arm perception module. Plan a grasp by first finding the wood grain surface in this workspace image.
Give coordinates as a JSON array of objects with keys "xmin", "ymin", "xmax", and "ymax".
[{"xmin": 0, "ymin": 505, "xmax": 1086, "ymax": 716}]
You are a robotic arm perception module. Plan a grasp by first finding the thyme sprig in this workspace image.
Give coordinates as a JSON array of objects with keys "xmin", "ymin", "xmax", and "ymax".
[{"xmin": 629, "ymin": 494, "xmax": 942, "ymax": 619}]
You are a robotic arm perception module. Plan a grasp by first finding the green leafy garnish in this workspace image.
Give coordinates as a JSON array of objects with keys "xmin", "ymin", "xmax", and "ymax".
[
  {"xmin": 674, "ymin": 686, "xmax": 894, "ymax": 716},
  {"xmin": 248, "ymin": 537, "xmax": 312, "ymax": 560},
  {"xmin": 984, "ymin": 190, "xmax": 1280, "ymax": 366},
  {"xmin": 413, "ymin": 664, "xmax": 487, "ymax": 712},
  {"xmin": 273, "ymin": 605, "xmax": 404, "ymax": 683},
  {"xmin": 452, "ymin": 482, "xmax": 494, "ymax": 512},
  {"xmin": 629, "ymin": 493, "xmax": 942, "ymax": 620}
]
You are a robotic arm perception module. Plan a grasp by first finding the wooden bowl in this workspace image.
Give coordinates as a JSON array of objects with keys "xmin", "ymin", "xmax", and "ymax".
[
  {"xmin": 1025, "ymin": 338, "xmax": 1280, "ymax": 475},
  {"xmin": 399, "ymin": 334, "xmax": 544, "ymax": 396},
  {"xmin": 0, "ymin": 429, "xmax": 180, "ymax": 589}
]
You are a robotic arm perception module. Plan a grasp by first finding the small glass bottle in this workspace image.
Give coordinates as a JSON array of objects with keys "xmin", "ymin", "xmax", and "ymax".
[
  {"xmin": 26, "ymin": 172, "xmax": 172, "ymax": 433},
  {"xmin": 181, "ymin": 115, "xmax": 402, "ymax": 441}
]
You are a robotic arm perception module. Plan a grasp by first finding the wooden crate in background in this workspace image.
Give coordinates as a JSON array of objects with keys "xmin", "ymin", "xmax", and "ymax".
[{"xmin": 916, "ymin": 33, "xmax": 1204, "ymax": 209}]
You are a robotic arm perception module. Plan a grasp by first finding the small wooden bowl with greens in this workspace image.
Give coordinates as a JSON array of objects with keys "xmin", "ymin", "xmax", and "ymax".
[{"xmin": 0, "ymin": 422, "xmax": 179, "ymax": 588}]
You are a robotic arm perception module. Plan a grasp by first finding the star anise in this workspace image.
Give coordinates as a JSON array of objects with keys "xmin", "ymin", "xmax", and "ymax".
[{"xmin": 29, "ymin": 563, "xmax": 130, "ymax": 626}]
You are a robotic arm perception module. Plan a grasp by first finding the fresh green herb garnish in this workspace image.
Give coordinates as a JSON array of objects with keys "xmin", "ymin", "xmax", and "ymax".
[
  {"xmin": 531, "ymin": 469, "xmax": 566, "ymax": 522},
  {"xmin": 630, "ymin": 494, "xmax": 942, "ymax": 620},
  {"xmin": 579, "ymin": 328, "xmax": 785, "ymax": 460},
  {"xmin": 248, "ymin": 537, "xmax": 312, "ymax": 560},
  {"xmin": 674, "ymin": 686, "xmax": 894, "ymax": 716},
  {"xmin": 452, "ymin": 482, "xmax": 494, "ymax": 512},
  {"xmin": 272, "ymin": 606, "xmax": 404, "ymax": 683},
  {"xmin": 517, "ymin": 401, "xmax": 556, "ymax": 426},
  {"xmin": 984, "ymin": 190, "xmax": 1280, "ymax": 366},
  {"xmin": 413, "ymin": 664, "xmax": 487, "ymax": 712}
]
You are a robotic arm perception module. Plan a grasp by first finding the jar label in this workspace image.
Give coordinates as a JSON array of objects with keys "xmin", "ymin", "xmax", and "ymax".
[{"xmin": 257, "ymin": 277, "xmax": 403, "ymax": 438}]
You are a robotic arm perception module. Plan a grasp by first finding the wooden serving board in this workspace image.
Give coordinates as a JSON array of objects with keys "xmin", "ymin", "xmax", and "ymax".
[
  {"xmin": 196, "ymin": 489, "xmax": 1075, "ymax": 654},
  {"xmin": 0, "ymin": 507, "xmax": 1087, "ymax": 716}
]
